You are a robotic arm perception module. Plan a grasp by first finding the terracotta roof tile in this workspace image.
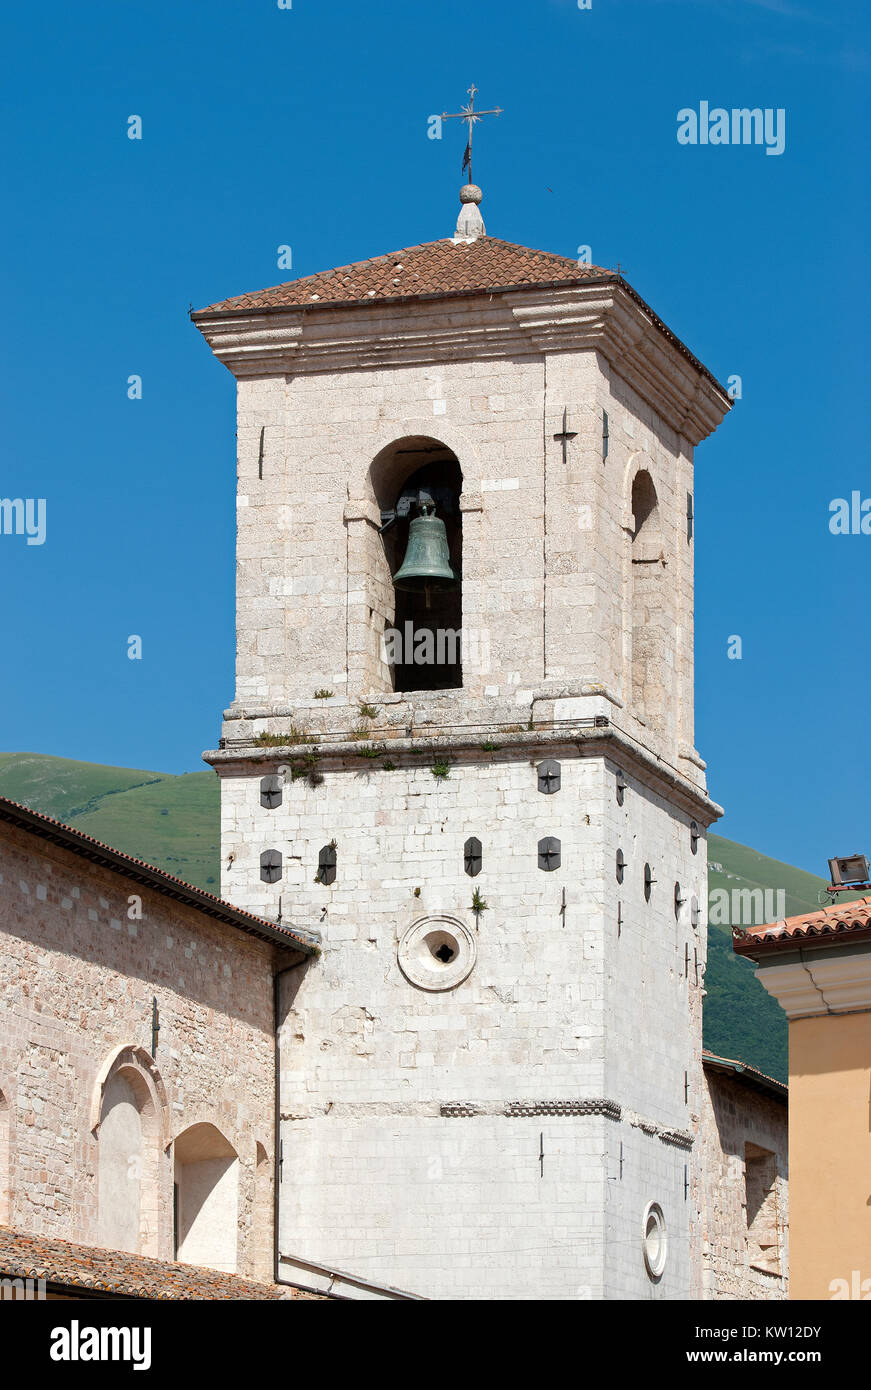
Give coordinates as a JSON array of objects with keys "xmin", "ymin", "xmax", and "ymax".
[
  {"xmin": 195, "ymin": 236, "xmax": 613, "ymax": 314},
  {"xmin": 0, "ymin": 1226, "xmax": 324, "ymax": 1300},
  {"xmin": 193, "ymin": 234, "xmax": 728, "ymax": 395},
  {"xmin": 733, "ymin": 896, "xmax": 871, "ymax": 956},
  {"xmin": 702, "ymin": 1049, "xmax": 787, "ymax": 1101}
]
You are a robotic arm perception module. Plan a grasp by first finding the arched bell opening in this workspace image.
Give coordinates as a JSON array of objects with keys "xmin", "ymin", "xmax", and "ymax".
[
  {"xmin": 370, "ymin": 438, "xmax": 463, "ymax": 694},
  {"xmin": 631, "ymin": 470, "xmax": 660, "ymax": 541}
]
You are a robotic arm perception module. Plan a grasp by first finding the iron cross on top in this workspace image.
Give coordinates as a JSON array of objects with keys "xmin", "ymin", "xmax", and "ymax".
[{"xmin": 441, "ymin": 85, "xmax": 503, "ymax": 185}]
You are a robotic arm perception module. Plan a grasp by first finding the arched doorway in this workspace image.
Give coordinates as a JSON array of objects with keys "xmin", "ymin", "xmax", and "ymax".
[{"xmin": 174, "ymin": 1123, "xmax": 239, "ymax": 1274}]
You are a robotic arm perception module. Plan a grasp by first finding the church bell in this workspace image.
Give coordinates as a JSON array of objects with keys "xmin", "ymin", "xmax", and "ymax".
[{"xmin": 392, "ymin": 501, "xmax": 458, "ymax": 593}]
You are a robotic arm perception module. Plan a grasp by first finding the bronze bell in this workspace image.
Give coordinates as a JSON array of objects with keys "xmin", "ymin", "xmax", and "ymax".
[{"xmin": 393, "ymin": 501, "xmax": 458, "ymax": 592}]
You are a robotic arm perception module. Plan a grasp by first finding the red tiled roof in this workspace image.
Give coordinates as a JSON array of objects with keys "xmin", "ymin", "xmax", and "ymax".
[
  {"xmin": 194, "ymin": 236, "xmax": 613, "ymax": 314},
  {"xmin": 193, "ymin": 234, "xmax": 730, "ymax": 395},
  {"xmin": 0, "ymin": 1227, "xmax": 324, "ymax": 1300},
  {"xmin": 0, "ymin": 793, "xmax": 317, "ymax": 956},
  {"xmin": 733, "ymin": 896, "xmax": 871, "ymax": 957}
]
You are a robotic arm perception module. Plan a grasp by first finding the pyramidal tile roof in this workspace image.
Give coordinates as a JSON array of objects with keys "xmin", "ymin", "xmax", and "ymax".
[{"xmin": 195, "ymin": 236, "xmax": 615, "ymax": 315}]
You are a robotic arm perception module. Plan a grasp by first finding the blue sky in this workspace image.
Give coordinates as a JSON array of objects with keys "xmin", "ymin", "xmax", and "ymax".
[{"xmin": 1, "ymin": 0, "xmax": 867, "ymax": 875}]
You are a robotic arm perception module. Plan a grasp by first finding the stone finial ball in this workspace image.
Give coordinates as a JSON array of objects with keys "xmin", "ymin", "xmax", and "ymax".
[{"xmin": 459, "ymin": 183, "xmax": 483, "ymax": 204}]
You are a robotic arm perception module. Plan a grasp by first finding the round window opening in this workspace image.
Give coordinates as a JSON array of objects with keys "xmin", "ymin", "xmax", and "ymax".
[
  {"xmin": 642, "ymin": 1201, "xmax": 668, "ymax": 1281},
  {"xmin": 398, "ymin": 915, "xmax": 476, "ymax": 992},
  {"xmin": 427, "ymin": 932, "xmax": 457, "ymax": 964}
]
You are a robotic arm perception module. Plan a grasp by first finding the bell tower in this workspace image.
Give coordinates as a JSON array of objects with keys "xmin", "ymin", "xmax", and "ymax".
[{"xmin": 194, "ymin": 179, "xmax": 730, "ymax": 1300}]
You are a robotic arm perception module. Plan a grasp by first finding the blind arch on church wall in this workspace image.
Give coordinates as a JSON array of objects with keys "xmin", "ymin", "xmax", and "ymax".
[
  {"xmin": 0, "ymin": 1088, "xmax": 10, "ymax": 1225},
  {"xmin": 91, "ymin": 1044, "xmax": 168, "ymax": 1259},
  {"xmin": 174, "ymin": 1122, "xmax": 240, "ymax": 1276}
]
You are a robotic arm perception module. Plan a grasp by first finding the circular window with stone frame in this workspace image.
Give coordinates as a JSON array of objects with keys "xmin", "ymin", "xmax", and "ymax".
[
  {"xmin": 642, "ymin": 1201, "xmax": 668, "ymax": 1281},
  {"xmin": 397, "ymin": 914, "xmax": 477, "ymax": 992}
]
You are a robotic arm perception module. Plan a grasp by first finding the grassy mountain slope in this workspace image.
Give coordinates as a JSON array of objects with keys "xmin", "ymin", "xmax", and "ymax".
[
  {"xmin": 708, "ymin": 833, "xmax": 836, "ymax": 923},
  {"xmin": 0, "ymin": 752, "xmax": 164, "ymax": 822},
  {"xmin": 0, "ymin": 753, "xmax": 220, "ymax": 891},
  {"xmin": 705, "ymin": 835, "xmax": 864, "ymax": 1082},
  {"xmin": 4, "ymin": 754, "xmax": 854, "ymax": 1083},
  {"xmin": 702, "ymin": 929, "xmax": 788, "ymax": 1082}
]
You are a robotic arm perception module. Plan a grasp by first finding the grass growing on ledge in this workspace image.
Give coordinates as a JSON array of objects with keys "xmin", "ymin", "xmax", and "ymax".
[
  {"xmin": 356, "ymin": 744, "xmax": 385, "ymax": 760},
  {"xmin": 288, "ymin": 750, "xmax": 323, "ymax": 786},
  {"xmin": 254, "ymin": 727, "xmax": 310, "ymax": 748},
  {"xmin": 430, "ymin": 760, "xmax": 451, "ymax": 780},
  {"xmin": 358, "ymin": 702, "xmax": 379, "ymax": 720},
  {"xmin": 471, "ymin": 889, "xmax": 489, "ymax": 914},
  {"xmin": 314, "ymin": 689, "xmax": 334, "ymax": 700}
]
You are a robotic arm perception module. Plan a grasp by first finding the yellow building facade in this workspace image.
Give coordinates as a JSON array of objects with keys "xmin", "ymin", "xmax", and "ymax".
[{"xmin": 734, "ymin": 897, "xmax": 871, "ymax": 1300}]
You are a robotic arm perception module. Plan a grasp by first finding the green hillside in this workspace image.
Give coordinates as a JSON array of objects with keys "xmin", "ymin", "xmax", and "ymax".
[
  {"xmin": 705, "ymin": 834, "xmax": 865, "ymax": 1082},
  {"xmin": 0, "ymin": 753, "xmax": 220, "ymax": 892},
  {"xmin": 3, "ymin": 753, "xmax": 854, "ymax": 1083},
  {"xmin": 0, "ymin": 752, "xmax": 165, "ymax": 823},
  {"xmin": 708, "ymin": 833, "xmax": 838, "ymax": 924}
]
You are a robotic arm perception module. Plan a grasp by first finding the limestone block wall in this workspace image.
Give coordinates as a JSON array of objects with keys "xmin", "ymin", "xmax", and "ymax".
[
  {"xmin": 281, "ymin": 1111, "xmax": 610, "ymax": 1301},
  {"xmin": 603, "ymin": 365, "xmax": 697, "ymax": 759},
  {"xmin": 600, "ymin": 758, "xmax": 708, "ymax": 1299},
  {"xmin": 229, "ymin": 330, "xmax": 696, "ymax": 767},
  {"xmin": 697, "ymin": 1070, "xmax": 788, "ymax": 1300},
  {"xmin": 601, "ymin": 757, "xmax": 707, "ymax": 1127},
  {"xmin": 0, "ymin": 821, "xmax": 277, "ymax": 1281},
  {"xmin": 216, "ymin": 741, "xmax": 710, "ymax": 1298},
  {"xmin": 604, "ymin": 1122, "xmax": 693, "ymax": 1299},
  {"xmin": 234, "ymin": 353, "xmax": 548, "ymax": 709}
]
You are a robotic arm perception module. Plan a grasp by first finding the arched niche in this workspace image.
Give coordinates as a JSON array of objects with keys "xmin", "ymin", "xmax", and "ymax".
[
  {"xmin": 174, "ymin": 1123, "xmax": 240, "ymax": 1275},
  {"xmin": 92, "ymin": 1046, "xmax": 167, "ymax": 1258},
  {"xmin": 251, "ymin": 1139, "xmax": 272, "ymax": 1281},
  {"xmin": 629, "ymin": 467, "xmax": 667, "ymax": 726},
  {"xmin": 89, "ymin": 1044, "xmax": 170, "ymax": 1146},
  {"xmin": 0, "ymin": 1088, "xmax": 10, "ymax": 1225}
]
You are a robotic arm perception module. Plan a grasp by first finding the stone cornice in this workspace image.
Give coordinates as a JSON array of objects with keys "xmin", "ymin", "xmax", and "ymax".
[
  {"xmin": 752, "ymin": 945, "xmax": 871, "ymax": 1019},
  {"xmin": 283, "ymin": 1096, "xmax": 693, "ymax": 1148},
  {"xmin": 203, "ymin": 720, "xmax": 721, "ymax": 824},
  {"xmin": 193, "ymin": 280, "xmax": 731, "ymax": 447}
]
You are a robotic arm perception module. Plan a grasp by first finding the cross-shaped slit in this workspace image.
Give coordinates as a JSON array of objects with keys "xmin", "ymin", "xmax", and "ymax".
[{"xmin": 433, "ymin": 943, "xmax": 456, "ymax": 964}]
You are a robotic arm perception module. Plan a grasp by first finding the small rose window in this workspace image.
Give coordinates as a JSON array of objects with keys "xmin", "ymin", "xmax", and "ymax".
[
  {"xmin": 397, "ymin": 914, "xmax": 476, "ymax": 992},
  {"xmin": 642, "ymin": 1201, "xmax": 668, "ymax": 1281}
]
